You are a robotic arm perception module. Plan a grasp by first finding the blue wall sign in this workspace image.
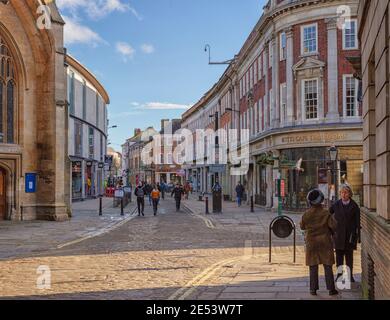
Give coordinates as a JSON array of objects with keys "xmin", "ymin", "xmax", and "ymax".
[{"xmin": 25, "ymin": 173, "xmax": 37, "ymax": 193}]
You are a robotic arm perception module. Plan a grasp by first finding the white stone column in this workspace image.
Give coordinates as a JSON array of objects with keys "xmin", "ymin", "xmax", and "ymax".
[
  {"xmin": 272, "ymin": 35, "xmax": 280, "ymax": 128},
  {"xmin": 272, "ymin": 150, "xmax": 281, "ymax": 211},
  {"xmin": 286, "ymin": 27, "xmax": 294, "ymax": 125},
  {"xmin": 326, "ymin": 17, "xmax": 340, "ymax": 121}
]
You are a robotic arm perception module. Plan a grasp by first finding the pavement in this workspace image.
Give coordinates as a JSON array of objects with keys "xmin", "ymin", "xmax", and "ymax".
[
  {"xmin": 0, "ymin": 195, "xmax": 363, "ymax": 300},
  {"xmin": 0, "ymin": 197, "xmax": 137, "ymax": 260}
]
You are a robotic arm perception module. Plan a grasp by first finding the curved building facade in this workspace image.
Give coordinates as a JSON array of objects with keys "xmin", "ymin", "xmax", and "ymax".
[
  {"xmin": 182, "ymin": 0, "xmax": 363, "ymax": 211},
  {"xmin": 66, "ymin": 55, "xmax": 110, "ymax": 201}
]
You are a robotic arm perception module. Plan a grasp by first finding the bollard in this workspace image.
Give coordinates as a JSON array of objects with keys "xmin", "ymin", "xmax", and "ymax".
[
  {"xmin": 99, "ymin": 196, "xmax": 103, "ymax": 216},
  {"xmin": 205, "ymin": 196, "xmax": 209, "ymax": 214},
  {"xmin": 121, "ymin": 198, "xmax": 124, "ymax": 216},
  {"xmin": 250, "ymin": 195, "xmax": 254, "ymax": 213}
]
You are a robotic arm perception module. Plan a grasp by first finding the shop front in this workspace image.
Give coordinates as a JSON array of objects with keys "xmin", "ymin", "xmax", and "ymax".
[
  {"xmin": 72, "ymin": 161, "xmax": 83, "ymax": 200},
  {"xmin": 279, "ymin": 146, "xmax": 363, "ymax": 211}
]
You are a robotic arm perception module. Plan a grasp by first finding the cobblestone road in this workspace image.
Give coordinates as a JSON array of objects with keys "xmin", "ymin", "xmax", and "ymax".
[{"xmin": 0, "ymin": 198, "xmax": 362, "ymax": 300}]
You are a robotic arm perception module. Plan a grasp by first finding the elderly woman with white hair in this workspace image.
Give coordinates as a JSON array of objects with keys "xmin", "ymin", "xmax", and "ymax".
[{"xmin": 329, "ymin": 184, "xmax": 361, "ymax": 283}]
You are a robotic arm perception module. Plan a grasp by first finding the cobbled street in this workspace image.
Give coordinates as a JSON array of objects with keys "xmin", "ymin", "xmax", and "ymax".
[{"xmin": 0, "ymin": 198, "xmax": 362, "ymax": 300}]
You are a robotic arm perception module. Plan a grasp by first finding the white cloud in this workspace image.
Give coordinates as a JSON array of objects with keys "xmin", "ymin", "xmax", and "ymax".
[
  {"xmin": 141, "ymin": 44, "xmax": 155, "ymax": 54},
  {"xmin": 63, "ymin": 15, "xmax": 105, "ymax": 46},
  {"xmin": 116, "ymin": 42, "xmax": 136, "ymax": 61},
  {"xmin": 132, "ymin": 102, "xmax": 192, "ymax": 110},
  {"xmin": 57, "ymin": 0, "xmax": 142, "ymax": 20}
]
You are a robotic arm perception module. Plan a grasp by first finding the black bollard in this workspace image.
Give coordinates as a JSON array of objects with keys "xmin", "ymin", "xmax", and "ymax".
[
  {"xmin": 250, "ymin": 195, "xmax": 254, "ymax": 213},
  {"xmin": 205, "ymin": 196, "xmax": 209, "ymax": 214},
  {"xmin": 121, "ymin": 198, "xmax": 124, "ymax": 216},
  {"xmin": 99, "ymin": 196, "xmax": 103, "ymax": 216}
]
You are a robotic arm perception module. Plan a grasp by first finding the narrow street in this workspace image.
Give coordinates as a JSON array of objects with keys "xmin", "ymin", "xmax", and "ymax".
[{"xmin": 0, "ymin": 198, "xmax": 362, "ymax": 300}]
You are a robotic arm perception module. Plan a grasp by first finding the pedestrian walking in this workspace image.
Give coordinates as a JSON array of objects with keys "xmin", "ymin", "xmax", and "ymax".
[
  {"xmin": 160, "ymin": 181, "xmax": 166, "ymax": 200},
  {"xmin": 151, "ymin": 185, "xmax": 161, "ymax": 216},
  {"xmin": 171, "ymin": 183, "xmax": 185, "ymax": 212},
  {"xmin": 235, "ymin": 182, "xmax": 244, "ymax": 207},
  {"xmin": 300, "ymin": 189, "xmax": 338, "ymax": 296},
  {"xmin": 144, "ymin": 183, "xmax": 153, "ymax": 206},
  {"xmin": 184, "ymin": 182, "xmax": 191, "ymax": 200},
  {"xmin": 134, "ymin": 183, "xmax": 146, "ymax": 216},
  {"xmin": 329, "ymin": 184, "xmax": 361, "ymax": 283}
]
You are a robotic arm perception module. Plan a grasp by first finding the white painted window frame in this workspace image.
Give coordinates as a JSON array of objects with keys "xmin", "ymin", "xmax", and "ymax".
[
  {"xmin": 302, "ymin": 78, "xmax": 320, "ymax": 121},
  {"xmin": 342, "ymin": 74, "xmax": 359, "ymax": 118},
  {"xmin": 301, "ymin": 23, "xmax": 318, "ymax": 55},
  {"xmin": 342, "ymin": 19, "xmax": 358, "ymax": 50}
]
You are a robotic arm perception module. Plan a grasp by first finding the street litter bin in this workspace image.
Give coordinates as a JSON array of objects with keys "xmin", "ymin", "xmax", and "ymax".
[{"xmin": 212, "ymin": 182, "xmax": 222, "ymax": 213}]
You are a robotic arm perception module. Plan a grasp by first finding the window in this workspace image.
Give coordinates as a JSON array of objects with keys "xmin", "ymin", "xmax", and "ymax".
[
  {"xmin": 100, "ymin": 134, "xmax": 103, "ymax": 161},
  {"xmin": 96, "ymin": 93, "xmax": 99, "ymax": 127},
  {"xmin": 343, "ymin": 75, "xmax": 358, "ymax": 117},
  {"xmin": 258, "ymin": 56, "xmax": 262, "ymax": 80},
  {"xmin": 0, "ymin": 36, "xmax": 16, "ymax": 144},
  {"xmin": 74, "ymin": 120, "xmax": 83, "ymax": 156},
  {"xmin": 301, "ymin": 24, "xmax": 317, "ymax": 54},
  {"xmin": 254, "ymin": 61, "xmax": 258, "ymax": 84},
  {"xmin": 258, "ymin": 98, "xmax": 263, "ymax": 132},
  {"xmin": 263, "ymin": 51, "xmax": 267, "ymax": 76},
  {"xmin": 343, "ymin": 19, "xmax": 358, "ymax": 50},
  {"xmin": 280, "ymin": 32, "xmax": 287, "ymax": 60},
  {"xmin": 82, "ymin": 80, "xmax": 87, "ymax": 120},
  {"xmin": 250, "ymin": 66, "xmax": 253, "ymax": 89},
  {"xmin": 303, "ymin": 79, "xmax": 318, "ymax": 120},
  {"xmin": 269, "ymin": 43, "xmax": 273, "ymax": 67},
  {"xmin": 246, "ymin": 71, "xmax": 249, "ymax": 93},
  {"xmin": 88, "ymin": 127, "xmax": 94, "ymax": 159},
  {"xmin": 280, "ymin": 83, "xmax": 287, "ymax": 124},
  {"xmin": 68, "ymin": 70, "xmax": 75, "ymax": 115}
]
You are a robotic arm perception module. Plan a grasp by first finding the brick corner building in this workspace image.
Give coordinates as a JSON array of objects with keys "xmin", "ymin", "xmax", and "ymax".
[{"xmin": 358, "ymin": 0, "xmax": 390, "ymax": 300}]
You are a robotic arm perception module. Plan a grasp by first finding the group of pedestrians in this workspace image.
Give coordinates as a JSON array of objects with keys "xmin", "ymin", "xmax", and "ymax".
[
  {"xmin": 301, "ymin": 184, "xmax": 361, "ymax": 296},
  {"xmin": 134, "ymin": 182, "xmax": 165, "ymax": 216},
  {"xmin": 133, "ymin": 181, "xmax": 186, "ymax": 216}
]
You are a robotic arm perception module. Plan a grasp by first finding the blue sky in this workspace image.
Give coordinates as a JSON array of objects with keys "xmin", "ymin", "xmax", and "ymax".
[{"xmin": 57, "ymin": 0, "xmax": 266, "ymax": 151}]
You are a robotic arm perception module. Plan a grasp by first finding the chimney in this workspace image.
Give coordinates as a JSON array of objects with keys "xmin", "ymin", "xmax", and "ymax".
[{"xmin": 134, "ymin": 128, "xmax": 141, "ymax": 136}]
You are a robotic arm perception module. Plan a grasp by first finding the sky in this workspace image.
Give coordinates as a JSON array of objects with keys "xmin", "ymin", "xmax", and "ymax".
[{"xmin": 56, "ymin": 0, "xmax": 267, "ymax": 152}]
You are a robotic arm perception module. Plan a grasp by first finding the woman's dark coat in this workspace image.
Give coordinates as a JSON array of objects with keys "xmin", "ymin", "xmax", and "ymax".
[
  {"xmin": 300, "ymin": 206, "xmax": 337, "ymax": 266},
  {"xmin": 329, "ymin": 199, "xmax": 361, "ymax": 251}
]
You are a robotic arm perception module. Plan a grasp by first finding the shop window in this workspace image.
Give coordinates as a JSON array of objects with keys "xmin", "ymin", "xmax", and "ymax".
[
  {"xmin": 89, "ymin": 127, "xmax": 94, "ymax": 159},
  {"xmin": 74, "ymin": 120, "xmax": 83, "ymax": 157}
]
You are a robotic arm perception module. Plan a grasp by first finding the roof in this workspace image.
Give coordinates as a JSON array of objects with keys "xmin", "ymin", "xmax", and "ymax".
[{"xmin": 66, "ymin": 54, "xmax": 110, "ymax": 104}]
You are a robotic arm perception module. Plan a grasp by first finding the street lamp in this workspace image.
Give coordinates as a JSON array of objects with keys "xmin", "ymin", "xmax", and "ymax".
[
  {"xmin": 108, "ymin": 125, "xmax": 118, "ymax": 129},
  {"xmin": 329, "ymin": 146, "xmax": 339, "ymax": 203}
]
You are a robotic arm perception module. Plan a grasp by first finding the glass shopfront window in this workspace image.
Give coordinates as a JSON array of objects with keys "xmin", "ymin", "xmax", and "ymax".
[
  {"xmin": 72, "ymin": 161, "xmax": 82, "ymax": 199},
  {"xmin": 279, "ymin": 147, "xmax": 363, "ymax": 211}
]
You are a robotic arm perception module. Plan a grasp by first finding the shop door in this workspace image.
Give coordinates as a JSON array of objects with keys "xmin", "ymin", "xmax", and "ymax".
[{"xmin": 0, "ymin": 169, "xmax": 6, "ymax": 220}]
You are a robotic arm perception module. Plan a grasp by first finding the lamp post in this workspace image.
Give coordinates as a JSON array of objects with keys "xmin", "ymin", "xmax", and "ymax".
[{"xmin": 329, "ymin": 146, "xmax": 339, "ymax": 203}]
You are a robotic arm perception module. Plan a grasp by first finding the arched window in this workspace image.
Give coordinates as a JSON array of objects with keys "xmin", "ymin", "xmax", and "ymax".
[{"xmin": 0, "ymin": 37, "xmax": 16, "ymax": 144}]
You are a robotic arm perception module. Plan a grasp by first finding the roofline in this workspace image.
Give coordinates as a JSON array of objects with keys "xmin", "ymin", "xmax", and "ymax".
[
  {"xmin": 66, "ymin": 54, "xmax": 110, "ymax": 104},
  {"xmin": 182, "ymin": 0, "xmax": 349, "ymax": 122}
]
